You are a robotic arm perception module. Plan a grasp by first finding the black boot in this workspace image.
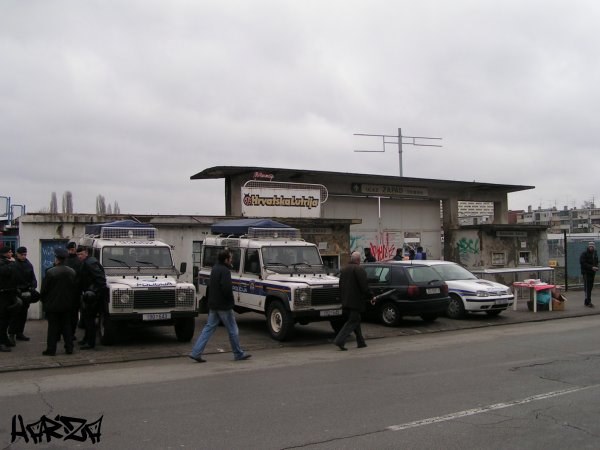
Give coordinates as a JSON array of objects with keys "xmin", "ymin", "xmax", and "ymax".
[{"xmin": 7, "ymin": 335, "xmax": 16, "ymax": 347}]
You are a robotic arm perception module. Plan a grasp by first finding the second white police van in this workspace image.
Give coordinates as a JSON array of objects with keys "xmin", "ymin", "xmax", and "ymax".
[{"xmin": 196, "ymin": 220, "xmax": 342, "ymax": 341}]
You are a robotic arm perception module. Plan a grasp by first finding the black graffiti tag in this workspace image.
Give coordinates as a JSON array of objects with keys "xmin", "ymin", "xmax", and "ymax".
[{"xmin": 11, "ymin": 414, "xmax": 103, "ymax": 444}]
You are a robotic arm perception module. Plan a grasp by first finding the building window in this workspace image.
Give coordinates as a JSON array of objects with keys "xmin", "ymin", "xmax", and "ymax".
[
  {"xmin": 491, "ymin": 252, "xmax": 506, "ymax": 266},
  {"xmin": 519, "ymin": 251, "xmax": 531, "ymax": 264}
]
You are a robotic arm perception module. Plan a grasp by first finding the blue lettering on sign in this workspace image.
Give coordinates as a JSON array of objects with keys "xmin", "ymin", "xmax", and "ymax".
[{"xmin": 40, "ymin": 240, "xmax": 69, "ymax": 280}]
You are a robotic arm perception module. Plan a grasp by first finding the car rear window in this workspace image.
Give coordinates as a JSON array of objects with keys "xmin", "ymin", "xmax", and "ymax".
[
  {"xmin": 364, "ymin": 266, "xmax": 391, "ymax": 283},
  {"xmin": 406, "ymin": 266, "xmax": 442, "ymax": 283}
]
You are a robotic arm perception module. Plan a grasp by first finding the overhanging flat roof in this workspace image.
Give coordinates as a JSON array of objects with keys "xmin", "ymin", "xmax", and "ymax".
[{"xmin": 190, "ymin": 166, "xmax": 534, "ymax": 194}]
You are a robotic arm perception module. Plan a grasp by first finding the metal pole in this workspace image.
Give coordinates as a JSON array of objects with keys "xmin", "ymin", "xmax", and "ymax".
[
  {"xmin": 398, "ymin": 128, "xmax": 403, "ymax": 177},
  {"xmin": 563, "ymin": 229, "xmax": 568, "ymax": 291}
]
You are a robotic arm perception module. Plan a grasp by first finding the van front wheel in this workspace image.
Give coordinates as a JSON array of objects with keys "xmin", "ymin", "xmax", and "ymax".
[{"xmin": 266, "ymin": 301, "xmax": 295, "ymax": 341}]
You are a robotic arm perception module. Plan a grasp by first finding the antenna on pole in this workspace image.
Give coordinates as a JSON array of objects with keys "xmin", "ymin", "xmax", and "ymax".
[{"xmin": 354, "ymin": 128, "xmax": 442, "ymax": 177}]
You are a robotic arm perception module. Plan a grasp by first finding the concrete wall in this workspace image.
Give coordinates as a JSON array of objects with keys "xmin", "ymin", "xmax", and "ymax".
[
  {"xmin": 323, "ymin": 196, "xmax": 441, "ymax": 260},
  {"xmin": 447, "ymin": 225, "xmax": 549, "ymax": 269}
]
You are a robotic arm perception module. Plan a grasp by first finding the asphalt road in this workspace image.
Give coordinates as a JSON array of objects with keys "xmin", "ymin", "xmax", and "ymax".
[{"xmin": 2, "ymin": 315, "xmax": 600, "ymax": 449}]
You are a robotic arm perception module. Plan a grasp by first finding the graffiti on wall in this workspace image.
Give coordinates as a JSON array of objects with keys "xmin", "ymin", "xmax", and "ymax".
[
  {"xmin": 351, "ymin": 231, "xmax": 397, "ymax": 261},
  {"xmin": 457, "ymin": 237, "xmax": 479, "ymax": 255},
  {"xmin": 457, "ymin": 237, "xmax": 479, "ymax": 266}
]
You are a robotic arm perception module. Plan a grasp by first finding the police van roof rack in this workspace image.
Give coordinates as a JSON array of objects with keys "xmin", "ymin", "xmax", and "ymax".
[
  {"xmin": 83, "ymin": 226, "xmax": 157, "ymax": 240},
  {"xmin": 246, "ymin": 227, "xmax": 302, "ymax": 240}
]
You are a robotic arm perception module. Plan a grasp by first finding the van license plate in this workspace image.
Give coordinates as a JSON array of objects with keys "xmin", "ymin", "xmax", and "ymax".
[
  {"xmin": 143, "ymin": 313, "xmax": 171, "ymax": 321},
  {"xmin": 426, "ymin": 288, "xmax": 440, "ymax": 294},
  {"xmin": 320, "ymin": 309, "xmax": 342, "ymax": 317}
]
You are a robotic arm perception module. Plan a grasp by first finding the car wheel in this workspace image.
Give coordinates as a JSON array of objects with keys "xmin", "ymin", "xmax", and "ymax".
[
  {"xmin": 266, "ymin": 301, "xmax": 295, "ymax": 341},
  {"xmin": 174, "ymin": 317, "xmax": 196, "ymax": 342},
  {"xmin": 486, "ymin": 310, "xmax": 502, "ymax": 317},
  {"xmin": 379, "ymin": 302, "xmax": 401, "ymax": 327},
  {"xmin": 446, "ymin": 294, "xmax": 466, "ymax": 319},
  {"xmin": 420, "ymin": 313, "xmax": 438, "ymax": 322}
]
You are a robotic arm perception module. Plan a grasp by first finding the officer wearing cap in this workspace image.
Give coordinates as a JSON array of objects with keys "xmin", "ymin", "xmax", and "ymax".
[
  {"xmin": 8, "ymin": 246, "xmax": 38, "ymax": 345},
  {"xmin": 40, "ymin": 247, "xmax": 78, "ymax": 355},
  {"xmin": 580, "ymin": 241, "xmax": 599, "ymax": 308},
  {"xmin": 0, "ymin": 246, "xmax": 17, "ymax": 352}
]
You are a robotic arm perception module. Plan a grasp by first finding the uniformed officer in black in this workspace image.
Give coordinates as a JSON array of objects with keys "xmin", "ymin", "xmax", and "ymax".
[
  {"xmin": 0, "ymin": 246, "xmax": 17, "ymax": 352},
  {"xmin": 8, "ymin": 246, "xmax": 37, "ymax": 344},
  {"xmin": 77, "ymin": 246, "xmax": 107, "ymax": 349},
  {"xmin": 64, "ymin": 241, "xmax": 83, "ymax": 337}
]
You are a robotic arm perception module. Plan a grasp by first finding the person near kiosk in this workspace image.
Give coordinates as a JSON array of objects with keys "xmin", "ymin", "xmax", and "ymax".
[{"xmin": 580, "ymin": 241, "xmax": 599, "ymax": 308}]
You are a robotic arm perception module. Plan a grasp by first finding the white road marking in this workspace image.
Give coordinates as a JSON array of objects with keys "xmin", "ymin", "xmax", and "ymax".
[{"xmin": 387, "ymin": 384, "xmax": 597, "ymax": 431}]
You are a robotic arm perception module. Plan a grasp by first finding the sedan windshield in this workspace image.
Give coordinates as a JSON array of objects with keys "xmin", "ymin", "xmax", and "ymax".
[{"xmin": 431, "ymin": 263, "xmax": 478, "ymax": 281}]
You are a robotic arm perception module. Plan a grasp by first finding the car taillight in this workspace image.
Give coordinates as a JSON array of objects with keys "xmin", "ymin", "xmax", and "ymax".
[{"xmin": 407, "ymin": 285, "xmax": 419, "ymax": 297}]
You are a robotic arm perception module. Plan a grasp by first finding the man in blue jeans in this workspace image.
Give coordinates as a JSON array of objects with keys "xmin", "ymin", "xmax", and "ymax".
[{"xmin": 189, "ymin": 249, "xmax": 251, "ymax": 363}]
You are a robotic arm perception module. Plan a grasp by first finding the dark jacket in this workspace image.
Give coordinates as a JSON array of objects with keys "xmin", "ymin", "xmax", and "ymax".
[
  {"xmin": 580, "ymin": 249, "xmax": 599, "ymax": 275},
  {"xmin": 208, "ymin": 262, "xmax": 235, "ymax": 311},
  {"xmin": 41, "ymin": 264, "xmax": 77, "ymax": 313},
  {"xmin": 65, "ymin": 254, "xmax": 82, "ymax": 276},
  {"xmin": 13, "ymin": 258, "xmax": 37, "ymax": 290},
  {"xmin": 0, "ymin": 256, "xmax": 17, "ymax": 296},
  {"xmin": 339, "ymin": 261, "xmax": 372, "ymax": 312},
  {"xmin": 79, "ymin": 256, "xmax": 107, "ymax": 295}
]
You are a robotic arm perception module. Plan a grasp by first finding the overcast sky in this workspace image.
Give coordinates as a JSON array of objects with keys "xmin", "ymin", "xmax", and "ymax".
[{"xmin": 2, "ymin": 1, "xmax": 600, "ymax": 216}]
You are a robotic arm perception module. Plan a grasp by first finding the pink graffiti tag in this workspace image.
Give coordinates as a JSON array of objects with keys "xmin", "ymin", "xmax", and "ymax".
[{"xmin": 369, "ymin": 232, "xmax": 396, "ymax": 261}]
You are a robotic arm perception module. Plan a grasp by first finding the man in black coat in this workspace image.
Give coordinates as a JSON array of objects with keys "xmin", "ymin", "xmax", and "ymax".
[
  {"xmin": 40, "ymin": 248, "xmax": 77, "ymax": 356},
  {"xmin": 333, "ymin": 251, "xmax": 374, "ymax": 351},
  {"xmin": 8, "ymin": 246, "xmax": 37, "ymax": 344},
  {"xmin": 189, "ymin": 249, "xmax": 251, "ymax": 363},
  {"xmin": 77, "ymin": 246, "xmax": 107, "ymax": 349},
  {"xmin": 580, "ymin": 241, "xmax": 599, "ymax": 308},
  {"xmin": 0, "ymin": 246, "xmax": 17, "ymax": 352}
]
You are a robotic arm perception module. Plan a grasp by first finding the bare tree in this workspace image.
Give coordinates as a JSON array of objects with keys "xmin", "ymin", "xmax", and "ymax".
[
  {"xmin": 96, "ymin": 195, "xmax": 106, "ymax": 215},
  {"xmin": 113, "ymin": 201, "xmax": 120, "ymax": 214},
  {"xmin": 50, "ymin": 192, "xmax": 58, "ymax": 214},
  {"xmin": 62, "ymin": 191, "xmax": 73, "ymax": 214},
  {"xmin": 107, "ymin": 203, "xmax": 112, "ymax": 215}
]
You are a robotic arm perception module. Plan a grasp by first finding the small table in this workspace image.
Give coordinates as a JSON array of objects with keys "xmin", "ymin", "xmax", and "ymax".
[{"xmin": 512, "ymin": 282, "xmax": 555, "ymax": 312}]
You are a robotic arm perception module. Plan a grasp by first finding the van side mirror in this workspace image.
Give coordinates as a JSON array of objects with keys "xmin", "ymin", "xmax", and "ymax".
[{"xmin": 179, "ymin": 262, "xmax": 187, "ymax": 274}]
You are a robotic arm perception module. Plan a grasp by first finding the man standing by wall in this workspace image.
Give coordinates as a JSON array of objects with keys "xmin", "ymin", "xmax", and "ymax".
[
  {"xmin": 189, "ymin": 249, "xmax": 251, "ymax": 363},
  {"xmin": 580, "ymin": 241, "xmax": 598, "ymax": 308},
  {"xmin": 8, "ymin": 247, "xmax": 37, "ymax": 344},
  {"xmin": 40, "ymin": 248, "xmax": 77, "ymax": 356},
  {"xmin": 333, "ymin": 251, "xmax": 374, "ymax": 351}
]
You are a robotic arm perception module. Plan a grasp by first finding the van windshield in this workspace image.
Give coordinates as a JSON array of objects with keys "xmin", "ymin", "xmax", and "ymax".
[
  {"xmin": 102, "ymin": 246, "xmax": 173, "ymax": 268},
  {"xmin": 261, "ymin": 246, "xmax": 325, "ymax": 273}
]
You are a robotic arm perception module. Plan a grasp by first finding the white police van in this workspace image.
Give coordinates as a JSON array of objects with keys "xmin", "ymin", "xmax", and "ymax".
[
  {"xmin": 80, "ymin": 221, "xmax": 197, "ymax": 345},
  {"xmin": 197, "ymin": 219, "xmax": 342, "ymax": 341}
]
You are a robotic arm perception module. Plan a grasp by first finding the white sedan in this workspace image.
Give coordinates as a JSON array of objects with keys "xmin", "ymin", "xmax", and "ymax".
[{"xmin": 393, "ymin": 260, "xmax": 514, "ymax": 319}]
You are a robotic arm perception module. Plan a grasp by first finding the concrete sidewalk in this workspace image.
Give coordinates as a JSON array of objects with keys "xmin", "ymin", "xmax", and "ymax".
[{"xmin": 2, "ymin": 292, "xmax": 599, "ymax": 373}]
